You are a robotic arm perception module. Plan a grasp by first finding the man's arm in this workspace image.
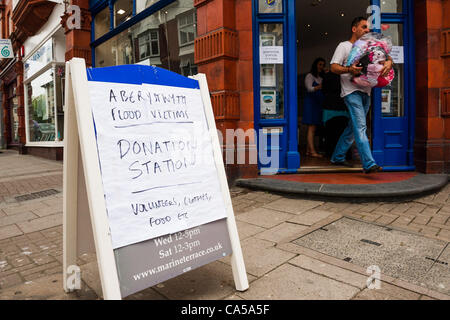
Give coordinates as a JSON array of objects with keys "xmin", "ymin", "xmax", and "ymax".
[{"xmin": 331, "ymin": 63, "xmax": 362, "ymax": 76}]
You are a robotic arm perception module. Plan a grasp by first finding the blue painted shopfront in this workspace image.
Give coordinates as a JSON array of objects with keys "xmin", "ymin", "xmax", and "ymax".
[{"xmin": 252, "ymin": 0, "xmax": 416, "ymax": 173}]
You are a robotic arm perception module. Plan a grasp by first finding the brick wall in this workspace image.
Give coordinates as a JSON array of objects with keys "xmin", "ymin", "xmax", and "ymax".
[
  {"xmin": 194, "ymin": 0, "xmax": 258, "ymax": 183},
  {"xmin": 414, "ymin": 0, "xmax": 450, "ymax": 173}
]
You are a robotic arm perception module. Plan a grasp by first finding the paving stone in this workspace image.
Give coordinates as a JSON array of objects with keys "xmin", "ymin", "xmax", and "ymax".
[
  {"xmin": 0, "ymin": 225, "xmax": 23, "ymax": 240},
  {"xmin": 32, "ymin": 206, "xmax": 62, "ymax": 218},
  {"xmin": 289, "ymin": 255, "xmax": 368, "ymax": 289},
  {"xmin": 237, "ymin": 264, "xmax": 360, "ymax": 300},
  {"xmin": 0, "ymin": 243, "xmax": 20, "ymax": 256},
  {"xmin": 0, "ymin": 212, "xmax": 38, "ymax": 227},
  {"xmin": 353, "ymin": 282, "xmax": 421, "ymax": 300},
  {"xmin": 20, "ymin": 261, "xmax": 60, "ymax": 277},
  {"xmin": 40, "ymin": 227, "xmax": 61, "ymax": 239},
  {"xmin": 437, "ymin": 229, "xmax": 450, "ymax": 241},
  {"xmin": 0, "ymin": 273, "xmax": 23, "ymax": 289},
  {"xmin": 419, "ymin": 225, "xmax": 440, "ymax": 237},
  {"xmin": 288, "ymin": 209, "xmax": 334, "ymax": 226},
  {"xmin": 360, "ymin": 203, "xmax": 382, "ymax": 213},
  {"xmin": 223, "ymin": 238, "xmax": 296, "ymax": 277},
  {"xmin": 9, "ymin": 255, "xmax": 32, "ymax": 268},
  {"xmin": 255, "ymin": 222, "xmax": 308, "ymax": 243},
  {"xmin": 0, "ymin": 273, "xmax": 68, "ymax": 299},
  {"xmin": 393, "ymin": 216, "xmax": 414, "ymax": 225},
  {"xmin": 263, "ymin": 198, "xmax": 323, "ymax": 215},
  {"xmin": 417, "ymin": 263, "xmax": 450, "ymax": 296},
  {"xmin": 2, "ymin": 202, "xmax": 50, "ymax": 216},
  {"xmin": 30, "ymin": 254, "xmax": 56, "ymax": 266},
  {"xmin": 153, "ymin": 261, "xmax": 251, "ymax": 300},
  {"xmin": 25, "ymin": 231, "xmax": 46, "ymax": 241},
  {"xmin": 376, "ymin": 215, "xmax": 399, "ymax": 225},
  {"xmin": 235, "ymin": 221, "xmax": 265, "ymax": 240},
  {"xmin": 236, "ymin": 208, "xmax": 294, "ymax": 229},
  {"xmin": 361, "ymin": 214, "xmax": 382, "ymax": 222},
  {"xmin": 125, "ymin": 287, "xmax": 167, "ymax": 300},
  {"xmin": 430, "ymin": 216, "xmax": 449, "ymax": 225},
  {"xmin": 390, "ymin": 203, "xmax": 411, "ymax": 214},
  {"xmin": 16, "ymin": 213, "xmax": 62, "ymax": 234},
  {"xmin": 419, "ymin": 295, "xmax": 436, "ymax": 300}
]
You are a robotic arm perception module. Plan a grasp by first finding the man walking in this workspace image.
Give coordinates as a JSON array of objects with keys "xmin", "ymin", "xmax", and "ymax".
[{"xmin": 330, "ymin": 17, "xmax": 393, "ymax": 173}]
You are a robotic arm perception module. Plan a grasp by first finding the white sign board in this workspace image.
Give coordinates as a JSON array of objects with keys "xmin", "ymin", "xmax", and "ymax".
[
  {"xmin": 390, "ymin": 46, "xmax": 404, "ymax": 64},
  {"xmin": 260, "ymin": 46, "xmax": 284, "ymax": 64},
  {"xmin": 0, "ymin": 39, "xmax": 13, "ymax": 59},
  {"xmin": 62, "ymin": 58, "xmax": 248, "ymax": 300},
  {"xmin": 88, "ymin": 81, "xmax": 228, "ymax": 249}
]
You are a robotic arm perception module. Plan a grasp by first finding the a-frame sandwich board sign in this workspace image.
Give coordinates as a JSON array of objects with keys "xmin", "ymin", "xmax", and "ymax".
[{"xmin": 62, "ymin": 58, "xmax": 249, "ymax": 300}]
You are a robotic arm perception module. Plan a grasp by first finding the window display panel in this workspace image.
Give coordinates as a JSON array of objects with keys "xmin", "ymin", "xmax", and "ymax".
[
  {"xmin": 259, "ymin": 23, "xmax": 284, "ymax": 119},
  {"xmin": 258, "ymin": 0, "xmax": 283, "ymax": 14},
  {"xmin": 95, "ymin": 1, "xmax": 197, "ymax": 77},
  {"xmin": 381, "ymin": 24, "xmax": 404, "ymax": 118},
  {"xmin": 26, "ymin": 69, "xmax": 56, "ymax": 142}
]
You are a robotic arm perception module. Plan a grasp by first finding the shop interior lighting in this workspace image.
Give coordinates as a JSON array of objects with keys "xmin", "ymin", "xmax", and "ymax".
[{"xmin": 117, "ymin": 9, "xmax": 126, "ymax": 15}]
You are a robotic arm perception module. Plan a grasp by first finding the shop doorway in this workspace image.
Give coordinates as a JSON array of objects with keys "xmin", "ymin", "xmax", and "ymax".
[
  {"xmin": 296, "ymin": 0, "xmax": 369, "ymax": 171},
  {"xmin": 253, "ymin": 0, "xmax": 414, "ymax": 174}
]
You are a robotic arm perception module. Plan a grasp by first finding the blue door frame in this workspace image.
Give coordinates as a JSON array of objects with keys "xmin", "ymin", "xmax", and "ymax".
[
  {"xmin": 372, "ymin": 0, "xmax": 416, "ymax": 171},
  {"xmin": 252, "ymin": 0, "xmax": 416, "ymax": 173},
  {"xmin": 252, "ymin": 0, "xmax": 300, "ymax": 174}
]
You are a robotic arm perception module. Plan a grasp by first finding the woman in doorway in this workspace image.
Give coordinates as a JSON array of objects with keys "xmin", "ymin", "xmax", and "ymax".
[{"xmin": 302, "ymin": 57, "xmax": 326, "ymax": 158}]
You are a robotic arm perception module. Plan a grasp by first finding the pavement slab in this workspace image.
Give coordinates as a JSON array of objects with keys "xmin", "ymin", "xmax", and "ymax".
[
  {"xmin": 236, "ymin": 264, "xmax": 360, "ymax": 300},
  {"xmin": 255, "ymin": 222, "xmax": 309, "ymax": 243},
  {"xmin": 289, "ymin": 255, "xmax": 368, "ymax": 289},
  {"xmin": 236, "ymin": 208, "xmax": 294, "ymax": 229},
  {"xmin": 1, "ymin": 150, "xmax": 450, "ymax": 300}
]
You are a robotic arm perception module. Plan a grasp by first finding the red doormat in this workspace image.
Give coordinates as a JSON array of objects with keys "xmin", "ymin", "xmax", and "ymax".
[{"xmin": 263, "ymin": 172, "xmax": 418, "ymax": 185}]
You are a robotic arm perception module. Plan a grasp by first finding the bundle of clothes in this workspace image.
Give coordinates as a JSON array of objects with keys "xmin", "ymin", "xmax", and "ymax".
[{"xmin": 346, "ymin": 32, "xmax": 395, "ymax": 88}]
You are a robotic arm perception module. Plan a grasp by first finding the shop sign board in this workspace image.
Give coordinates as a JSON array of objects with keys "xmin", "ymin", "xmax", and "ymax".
[{"xmin": 62, "ymin": 58, "xmax": 248, "ymax": 299}]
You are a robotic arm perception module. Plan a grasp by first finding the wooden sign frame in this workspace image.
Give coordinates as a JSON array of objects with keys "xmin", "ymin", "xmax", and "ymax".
[{"xmin": 62, "ymin": 58, "xmax": 249, "ymax": 300}]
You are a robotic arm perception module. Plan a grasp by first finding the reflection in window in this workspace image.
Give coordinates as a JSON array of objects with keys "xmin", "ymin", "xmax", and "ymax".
[
  {"xmin": 114, "ymin": 0, "xmax": 133, "ymax": 27},
  {"xmin": 26, "ymin": 69, "xmax": 56, "ymax": 142},
  {"xmin": 95, "ymin": 1, "xmax": 197, "ymax": 77},
  {"xmin": 178, "ymin": 11, "xmax": 196, "ymax": 46},
  {"xmin": 95, "ymin": 6, "xmax": 110, "ymax": 39},
  {"xmin": 138, "ymin": 30, "xmax": 159, "ymax": 60},
  {"xmin": 136, "ymin": 0, "xmax": 159, "ymax": 14}
]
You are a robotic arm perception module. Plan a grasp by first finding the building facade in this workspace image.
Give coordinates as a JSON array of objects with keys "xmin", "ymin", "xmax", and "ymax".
[{"xmin": 0, "ymin": 0, "xmax": 449, "ymax": 181}]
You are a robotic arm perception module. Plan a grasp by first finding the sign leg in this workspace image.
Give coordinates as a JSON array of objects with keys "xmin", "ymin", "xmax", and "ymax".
[{"xmin": 63, "ymin": 63, "xmax": 80, "ymax": 293}]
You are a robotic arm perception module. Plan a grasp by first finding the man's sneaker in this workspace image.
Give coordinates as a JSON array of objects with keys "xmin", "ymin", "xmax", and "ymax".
[
  {"xmin": 330, "ymin": 160, "xmax": 353, "ymax": 168},
  {"xmin": 364, "ymin": 165, "xmax": 383, "ymax": 174}
]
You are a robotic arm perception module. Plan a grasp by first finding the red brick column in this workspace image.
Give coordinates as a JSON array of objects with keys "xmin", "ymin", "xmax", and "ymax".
[
  {"xmin": 194, "ymin": 0, "xmax": 258, "ymax": 183},
  {"xmin": 414, "ymin": 0, "xmax": 450, "ymax": 173},
  {"xmin": 61, "ymin": 0, "xmax": 92, "ymax": 66}
]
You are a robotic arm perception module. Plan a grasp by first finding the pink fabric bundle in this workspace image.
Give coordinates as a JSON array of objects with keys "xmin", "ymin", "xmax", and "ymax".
[{"xmin": 346, "ymin": 32, "xmax": 395, "ymax": 88}]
